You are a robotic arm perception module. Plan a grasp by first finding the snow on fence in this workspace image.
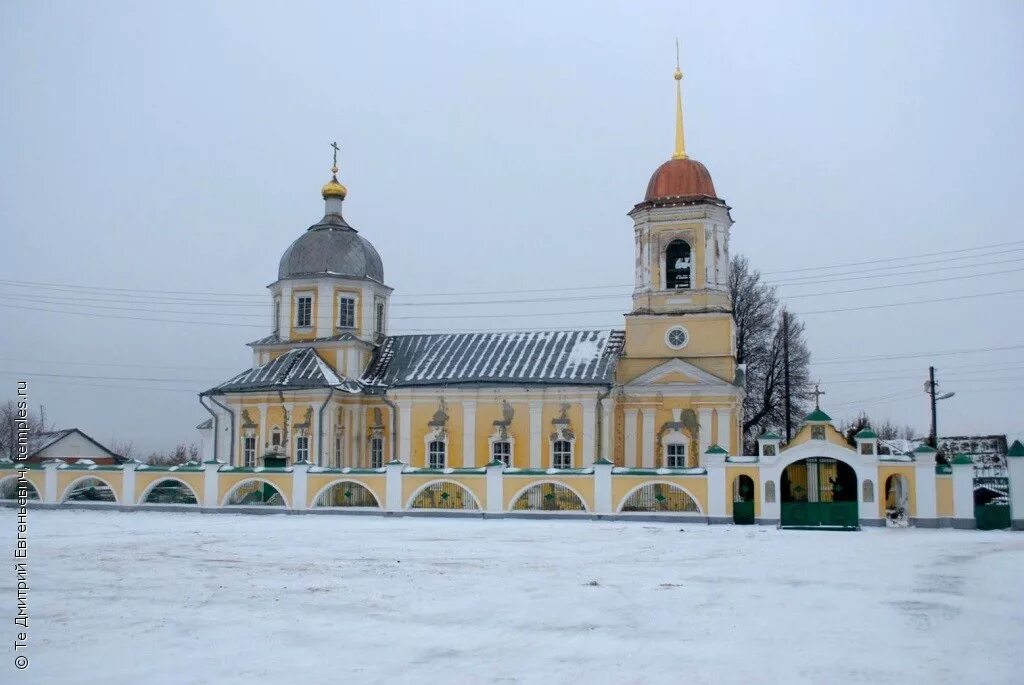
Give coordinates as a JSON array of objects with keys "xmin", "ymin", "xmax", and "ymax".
[{"xmin": 0, "ymin": 456, "xmax": 1020, "ymax": 529}]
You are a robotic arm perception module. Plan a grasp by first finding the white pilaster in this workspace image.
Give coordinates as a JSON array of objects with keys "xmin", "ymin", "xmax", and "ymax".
[
  {"xmin": 913, "ymin": 454, "xmax": 938, "ymax": 523},
  {"xmin": 951, "ymin": 459, "xmax": 975, "ymax": 527},
  {"xmin": 698, "ymin": 408, "xmax": 713, "ymax": 462},
  {"xmin": 704, "ymin": 449, "xmax": 727, "ymax": 522},
  {"xmin": 315, "ymin": 281, "xmax": 332, "ymax": 338},
  {"xmin": 258, "ymin": 404, "xmax": 268, "ymax": 454},
  {"xmin": 599, "ymin": 398, "xmax": 613, "ymax": 462},
  {"xmin": 385, "ymin": 459, "xmax": 404, "ymax": 511},
  {"xmin": 581, "ymin": 398, "xmax": 597, "ymax": 468},
  {"xmin": 311, "ymin": 406, "xmax": 322, "ymax": 467},
  {"xmin": 42, "ymin": 462, "xmax": 59, "ymax": 504},
  {"xmin": 292, "ymin": 462, "xmax": 309, "ymax": 510},
  {"xmin": 398, "ymin": 399, "xmax": 412, "ymax": 464},
  {"xmin": 485, "ymin": 460, "xmax": 504, "ymax": 514},
  {"xmin": 593, "ymin": 458, "xmax": 613, "ymax": 514},
  {"xmin": 624, "ymin": 408, "xmax": 638, "ymax": 468},
  {"xmin": 529, "ymin": 400, "xmax": 543, "ymax": 469},
  {"xmin": 121, "ymin": 463, "xmax": 137, "ymax": 506},
  {"xmin": 1008, "ymin": 445, "xmax": 1024, "ymax": 528},
  {"xmin": 462, "ymin": 399, "xmax": 477, "ymax": 468},
  {"xmin": 716, "ymin": 408, "xmax": 732, "ymax": 454},
  {"xmin": 202, "ymin": 461, "xmax": 220, "ymax": 508},
  {"xmin": 640, "ymin": 408, "xmax": 656, "ymax": 468},
  {"xmin": 354, "ymin": 405, "xmax": 365, "ymax": 468}
]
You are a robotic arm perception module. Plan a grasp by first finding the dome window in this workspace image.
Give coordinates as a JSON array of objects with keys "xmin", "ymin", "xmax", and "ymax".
[
  {"xmin": 338, "ymin": 295, "xmax": 356, "ymax": 329},
  {"xmin": 666, "ymin": 240, "xmax": 692, "ymax": 289},
  {"xmin": 295, "ymin": 294, "xmax": 313, "ymax": 328}
]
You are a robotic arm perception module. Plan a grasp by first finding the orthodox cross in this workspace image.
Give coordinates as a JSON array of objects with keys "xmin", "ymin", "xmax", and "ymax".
[
  {"xmin": 811, "ymin": 383, "xmax": 825, "ymax": 410},
  {"xmin": 330, "ymin": 141, "xmax": 340, "ymax": 173}
]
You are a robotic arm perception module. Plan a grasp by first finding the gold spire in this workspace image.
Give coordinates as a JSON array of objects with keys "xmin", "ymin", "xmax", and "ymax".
[
  {"xmin": 672, "ymin": 40, "xmax": 687, "ymax": 160},
  {"xmin": 321, "ymin": 140, "xmax": 348, "ymax": 200}
]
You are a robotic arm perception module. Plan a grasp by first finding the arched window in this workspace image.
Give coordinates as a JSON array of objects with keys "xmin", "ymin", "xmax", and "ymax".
[
  {"xmin": 665, "ymin": 240, "xmax": 692, "ymax": 290},
  {"xmin": 428, "ymin": 440, "xmax": 446, "ymax": 469},
  {"xmin": 552, "ymin": 440, "xmax": 573, "ymax": 469}
]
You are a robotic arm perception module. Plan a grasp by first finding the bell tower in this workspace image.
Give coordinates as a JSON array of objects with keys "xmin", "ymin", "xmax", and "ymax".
[{"xmin": 618, "ymin": 51, "xmax": 738, "ymax": 386}]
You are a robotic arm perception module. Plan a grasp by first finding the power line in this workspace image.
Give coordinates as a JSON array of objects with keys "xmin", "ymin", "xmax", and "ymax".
[
  {"xmin": 792, "ymin": 288, "xmax": 1024, "ymax": 316},
  {"xmin": 811, "ymin": 342, "xmax": 1024, "ymax": 365},
  {"xmin": 759, "ymin": 239, "xmax": 1024, "ymax": 275}
]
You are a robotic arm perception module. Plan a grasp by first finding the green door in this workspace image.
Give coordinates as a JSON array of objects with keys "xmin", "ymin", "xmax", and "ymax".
[
  {"xmin": 975, "ymin": 504, "xmax": 1011, "ymax": 530},
  {"xmin": 780, "ymin": 458, "xmax": 859, "ymax": 529},
  {"xmin": 733, "ymin": 475, "xmax": 756, "ymax": 524}
]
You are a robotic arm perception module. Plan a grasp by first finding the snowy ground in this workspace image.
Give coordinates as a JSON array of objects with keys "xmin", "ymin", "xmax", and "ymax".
[{"xmin": 4, "ymin": 509, "xmax": 1023, "ymax": 685}]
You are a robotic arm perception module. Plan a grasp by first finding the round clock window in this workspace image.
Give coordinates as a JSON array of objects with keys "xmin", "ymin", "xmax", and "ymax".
[{"xmin": 665, "ymin": 326, "xmax": 689, "ymax": 350}]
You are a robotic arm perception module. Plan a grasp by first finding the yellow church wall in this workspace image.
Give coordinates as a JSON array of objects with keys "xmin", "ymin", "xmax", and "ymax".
[
  {"xmin": 218, "ymin": 472, "xmax": 294, "ymax": 507},
  {"xmin": 410, "ymin": 401, "xmax": 464, "ymax": 467},
  {"xmin": 541, "ymin": 402, "xmax": 583, "ymax": 468},
  {"xmin": 936, "ymin": 475, "xmax": 953, "ymax": 517},
  {"xmin": 877, "ymin": 465, "xmax": 917, "ymax": 517},
  {"xmin": 402, "ymin": 473, "xmax": 487, "ymax": 509},
  {"xmin": 333, "ymin": 285, "xmax": 364, "ymax": 335},
  {"xmin": 622, "ymin": 315, "xmax": 734, "ymax": 360},
  {"xmin": 288, "ymin": 287, "xmax": 319, "ymax": 341},
  {"xmin": 615, "ymin": 352, "xmax": 735, "ymax": 387},
  {"xmin": 306, "ymin": 473, "xmax": 386, "ymax": 508},
  {"xmin": 611, "ymin": 475, "xmax": 707, "ymax": 513},
  {"xmin": 134, "ymin": 471, "xmax": 204, "ymax": 504},
  {"xmin": 57, "ymin": 470, "xmax": 124, "ymax": 504},
  {"xmin": 725, "ymin": 467, "xmax": 760, "ymax": 517},
  {"xmin": 503, "ymin": 475, "xmax": 595, "ymax": 511},
  {"xmin": 473, "ymin": 401, "xmax": 531, "ymax": 468}
]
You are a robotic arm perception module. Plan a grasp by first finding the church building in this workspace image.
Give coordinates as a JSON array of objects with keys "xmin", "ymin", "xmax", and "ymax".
[{"xmin": 198, "ymin": 62, "xmax": 743, "ymax": 476}]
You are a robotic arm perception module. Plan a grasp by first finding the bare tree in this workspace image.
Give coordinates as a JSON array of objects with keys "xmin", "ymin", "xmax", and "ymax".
[
  {"xmin": 730, "ymin": 256, "xmax": 813, "ymax": 450},
  {"xmin": 144, "ymin": 443, "xmax": 198, "ymax": 466},
  {"xmin": 108, "ymin": 439, "xmax": 136, "ymax": 462},
  {"xmin": 0, "ymin": 399, "xmax": 49, "ymax": 461},
  {"xmin": 840, "ymin": 414, "xmax": 917, "ymax": 444}
]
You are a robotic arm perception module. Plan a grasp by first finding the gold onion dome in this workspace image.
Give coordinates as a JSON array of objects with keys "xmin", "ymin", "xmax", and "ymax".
[{"xmin": 322, "ymin": 168, "xmax": 347, "ymax": 200}]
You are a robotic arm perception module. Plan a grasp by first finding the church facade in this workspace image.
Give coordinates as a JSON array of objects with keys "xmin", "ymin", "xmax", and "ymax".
[{"xmin": 197, "ymin": 64, "xmax": 743, "ymax": 478}]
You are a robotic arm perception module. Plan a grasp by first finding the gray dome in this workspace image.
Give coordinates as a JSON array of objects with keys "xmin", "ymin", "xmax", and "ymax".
[{"xmin": 277, "ymin": 213, "xmax": 384, "ymax": 283}]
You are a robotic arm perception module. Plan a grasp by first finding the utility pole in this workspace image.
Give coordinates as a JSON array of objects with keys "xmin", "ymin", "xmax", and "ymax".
[
  {"xmin": 782, "ymin": 309, "xmax": 792, "ymax": 441},
  {"xmin": 927, "ymin": 366, "xmax": 938, "ymax": 449}
]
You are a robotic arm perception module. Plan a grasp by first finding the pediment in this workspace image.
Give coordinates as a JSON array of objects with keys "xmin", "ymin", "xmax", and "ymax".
[{"xmin": 625, "ymin": 359, "xmax": 734, "ymax": 389}]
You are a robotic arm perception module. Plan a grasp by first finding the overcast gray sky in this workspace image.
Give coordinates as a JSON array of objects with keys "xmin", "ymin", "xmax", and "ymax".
[{"xmin": 2, "ymin": 1, "xmax": 1022, "ymax": 454}]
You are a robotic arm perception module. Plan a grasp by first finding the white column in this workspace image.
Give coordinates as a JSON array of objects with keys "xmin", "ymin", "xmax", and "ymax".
[
  {"xmin": 398, "ymin": 399, "xmax": 412, "ymax": 464},
  {"xmin": 581, "ymin": 398, "xmax": 597, "ymax": 468},
  {"xmin": 698, "ymin": 408, "xmax": 713, "ymax": 462},
  {"xmin": 277, "ymin": 284, "xmax": 292, "ymax": 340},
  {"xmin": 640, "ymin": 408, "xmax": 656, "ymax": 468},
  {"xmin": 345, "ymin": 407, "xmax": 355, "ymax": 467},
  {"xmin": 529, "ymin": 400, "xmax": 543, "ymax": 469},
  {"xmin": 913, "ymin": 454, "xmax": 938, "ymax": 524},
  {"xmin": 385, "ymin": 460, "xmax": 404, "ymax": 511},
  {"xmin": 43, "ymin": 462, "xmax": 58, "ymax": 504},
  {"xmin": 315, "ymin": 281, "xmax": 332, "ymax": 338},
  {"xmin": 202, "ymin": 462, "xmax": 220, "ymax": 508},
  {"xmin": 624, "ymin": 408, "xmax": 638, "ymax": 468},
  {"xmin": 283, "ymin": 401, "xmax": 294, "ymax": 464},
  {"xmin": 310, "ymin": 405, "xmax": 321, "ymax": 466},
  {"xmin": 703, "ymin": 226, "xmax": 714, "ymax": 288},
  {"xmin": 599, "ymin": 398, "xmax": 613, "ymax": 462},
  {"xmin": 716, "ymin": 408, "xmax": 732, "ymax": 455},
  {"xmin": 593, "ymin": 459, "xmax": 613, "ymax": 514},
  {"xmin": 292, "ymin": 462, "xmax": 309, "ymax": 510},
  {"xmin": 705, "ymin": 451, "xmax": 727, "ymax": 522},
  {"xmin": 1009, "ymin": 446, "xmax": 1024, "ymax": 529},
  {"xmin": 462, "ymin": 399, "xmax": 477, "ymax": 468},
  {"xmin": 951, "ymin": 460, "xmax": 975, "ymax": 528},
  {"xmin": 121, "ymin": 463, "xmax": 137, "ymax": 506},
  {"xmin": 485, "ymin": 461, "xmax": 504, "ymax": 514},
  {"xmin": 354, "ymin": 405, "xmax": 365, "ymax": 467},
  {"xmin": 258, "ymin": 404, "xmax": 268, "ymax": 455}
]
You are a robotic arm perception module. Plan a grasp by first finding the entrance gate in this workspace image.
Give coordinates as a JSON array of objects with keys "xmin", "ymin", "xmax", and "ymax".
[
  {"xmin": 732, "ymin": 475, "xmax": 755, "ymax": 525},
  {"xmin": 780, "ymin": 458, "xmax": 858, "ymax": 529},
  {"xmin": 974, "ymin": 475, "xmax": 1011, "ymax": 530}
]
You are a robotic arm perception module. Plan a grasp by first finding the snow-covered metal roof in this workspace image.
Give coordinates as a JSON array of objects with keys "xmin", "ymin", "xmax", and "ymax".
[
  {"xmin": 362, "ymin": 329, "xmax": 624, "ymax": 388},
  {"xmin": 204, "ymin": 348, "xmax": 361, "ymax": 395}
]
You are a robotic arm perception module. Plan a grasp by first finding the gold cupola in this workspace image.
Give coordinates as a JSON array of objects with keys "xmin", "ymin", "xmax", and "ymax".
[{"xmin": 321, "ymin": 141, "xmax": 348, "ymax": 200}]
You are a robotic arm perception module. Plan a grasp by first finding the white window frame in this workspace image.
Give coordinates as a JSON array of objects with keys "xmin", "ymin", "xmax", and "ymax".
[
  {"xmin": 427, "ymin": 439, "xmax": 446, "ymax": 469},
  {"xmin": 295, "ymin": 435, "xmax": 310, "ymax": 463},
  {"xmin": 663, "ymin": 238, "xmax": 693, "ymax": 291},
  {"xmin": 665, "ymin": 326, "xmax": 689, "ymax": 350},
  {"xmin": 374, "ymin": 298, "xmax": 385, "ymax": 336},
  {"xmin": 665, "ymin": 442, "xmax": 687, "ymax": 468},
  {"xmin": 491, "ymin": 439, "xmax": 512, "ymax": 467},
  {"xmin": 243, "ymin": 433, "xmax": 257, "ymax": 468},
  {"xmin": 551, "ymin": 438, "xmax": 574, "ymax": 470},
  {"xmin": 295, "ymin": 292, "xmax": 314, "ymax": 329},
  {"xmin": 270, "ymin": 427, "xmax": 282, "ymax": 448},
  {"xmin": 369, "ymin": 436, "xmax": 384, "ymax": 469},
  {"xmin": 338, "ymin": 294, "xmax": 357, "ymax": 329}
]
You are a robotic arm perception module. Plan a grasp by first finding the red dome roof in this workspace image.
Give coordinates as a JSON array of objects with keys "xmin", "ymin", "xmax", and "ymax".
[{"xmin": 644, "ymin": 157, "xmax": 717, "ymax": 202}]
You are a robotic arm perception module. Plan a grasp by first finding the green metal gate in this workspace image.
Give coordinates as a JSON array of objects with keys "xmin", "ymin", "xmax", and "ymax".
[
  {"xmin": 733, "ymin": 475, "xmax": 755, "ymax": 524},
  {"xmin": 975, "ymin": 504, "xmax": 1011, "ymax": 530},
  {"xmin": 780, "ymin": 458, "xmax": 859, "ymax": 530}
]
